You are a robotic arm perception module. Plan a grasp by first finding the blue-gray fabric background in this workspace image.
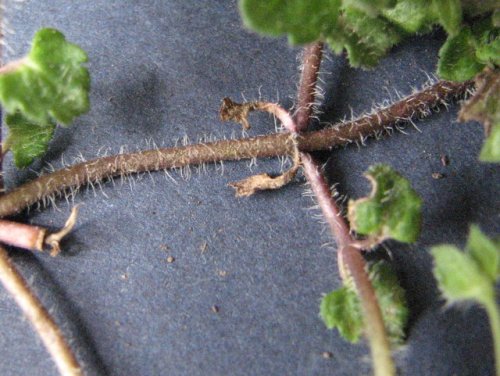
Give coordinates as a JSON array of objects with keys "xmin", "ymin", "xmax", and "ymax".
[{"xmin": 0, "ymin": 1, "xmax": 498, "ymax": 375}]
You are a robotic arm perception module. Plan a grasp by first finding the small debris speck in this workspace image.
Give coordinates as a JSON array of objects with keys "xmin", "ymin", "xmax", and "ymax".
[
  {"xmin": 211, "ymin": 305, "xmax": 220, "ymax": 313},
  {"xmin": 322, "ymin": 351, "xmax": 333, "ymax": 359},
  {"xmin": 200, "ymin": 241, "xmax": 208, "ymax": 253},
  {"xmin": 440, "ymin": 154, "xmax": 449, "ymax": 166},
  {"xmin": 217, "ymin": 270, "xmax": 227, "ymax": 277},
  {"xmin": 432, "ymin": 172, "xmax": 445, "ymax": 179},
  {"xmin": 120, "ymin": 273, "xmax": 128, "ymax": 280},
  {"xmin": 166, "ymin": 256, "xmax": 175, "ymax": 263},
  {"xmin": 159, "ymin": 244, "xmax": 169, "ymax": 251}
]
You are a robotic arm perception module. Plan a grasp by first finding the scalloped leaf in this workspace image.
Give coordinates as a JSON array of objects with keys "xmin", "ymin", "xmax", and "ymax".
[
  {"xmin": 381, "ymin": 0, "xmax": 436, "ymax": 33},
  {"xmin": 320, "ymin": 261, "xmax": 408, "ymax": 346},
  {"xmin": 437, "ymin": 27, "xmax": 485, "ymax": 81},
  {"xmin": 4, "ymin": 112, "xmax": 56, "ymax": 168},
  {"xmin": 239, "ymin": 0, "xmax": 404, "ymax": 68},
  {"xmin": 0, "ymin": 28, "xmax": 90, "ymax": 126},
  {"xmin": 239, "ymin": 0, "xmax": 343, "ymax": 45},
  {"xmin": 320, "ymin": 286, "xmax": 363, "ymax": 342},
  {"xmin": 369, "ymin": 261, "xmax": 408, "ymax": 346},
  {"xmin": 348, "ymin": 164, "xmax": 422, "ymax": 243}
]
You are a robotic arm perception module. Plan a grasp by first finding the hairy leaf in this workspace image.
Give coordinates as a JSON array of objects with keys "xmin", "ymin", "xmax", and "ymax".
[
  {"xmin": 437, "ymin": 27, "xmax": 485, "ymax": 81},
  {"xmin": 432, "ymin": 0, "xmax": 462, "ymax": 36},
  {"xmin": 382, "ymin": 0, "xmax": 436, "ymax": 33},
  {"xmin": 320, "ymin": 261, "xmax": 408, "ymax": 346},
  {"xmin": 348, "ymin": 164, "xmax": 422, "ymax": 243},
  {"xmin": 4, "ymin": 112, "xmax": 56, "ymax": 168},
  {"xmin": 432, "ymin": 226, "xmax": 499, "ymax": 305},
  {"xmin": 342, "ymin": 0, "xmax": 396, "ymax": 17},
  {"xmin": 467, "ymin": 225, "xmax": 500, "ymax": 281},
  {"xmin": 239, "ymin": 0, "xmax": 403, "ymax": 68},
  {"xmin": 240, "ymin": 0, "xmax": 495, "ymax": 73},
  {"xmin": 369, "ymin": 261, "xmax": 408, "ymax": 346},
  {"xmin": 320, "ymin": 286, "xmax": 364, "ymax": 342},
  {"xmin": 0, "ymin": 28, "xmax": 90, "ymax": 126},
  {"xmin": 432, "ymin": 245, "xmax": 494, "ymax": 304},
  {"xmin": 239, "ymin": 0, "xmax": 342, "ymax": 45},
  {"xmin": 341, "ymin": 7, "xmax": 402, "ymax": 67}
]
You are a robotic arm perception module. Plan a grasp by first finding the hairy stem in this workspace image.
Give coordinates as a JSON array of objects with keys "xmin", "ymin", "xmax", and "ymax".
[
  {"xmin": 0, "ymin": 80, "xmax": 471, "ymax": 218},
  {"xmin": 297, "ymin": 46, "xmax": 395, "ymax": 375},
  {"xmin": 341, "ymin": 244, "xmax": 395, "ymax": 376},
  {"xmin": 0, "ymin": 246, "xmax": 81, "ymax": 376},
  {"xmin": 294, "ymin": 42, "xmax": 323, "ymax": 131},
  {"xmin": 301, "ymin": 154, "xmax": 394, "ymax": 376}
]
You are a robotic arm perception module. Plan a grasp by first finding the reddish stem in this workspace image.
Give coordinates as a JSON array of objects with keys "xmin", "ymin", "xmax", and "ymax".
[{"xmin": 294, "ymin": 42, "xmax": 323, "ymax": 131}]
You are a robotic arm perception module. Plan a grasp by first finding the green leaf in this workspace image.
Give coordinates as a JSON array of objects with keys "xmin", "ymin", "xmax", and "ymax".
[
  {"xmin": 369, "ymin": 261, "xmax": 408, "ymax": 346},
  {"xmin": 4, "ymin": 112, "xmax": 56, "ymax": 168},
  {"xmin": 431, "ymin": 244, "xmax": 495, "ymax": 305},
  {"xmin": 381, "ymin": 0, "xmax": 436, "ymax": 34},
  {"xmin": 467, "ymin": 225, "xmax": 500, "ymax": 281},
  {"xmin": 0, "ymin": 28, "xmax": 90, "ymax": 126},
  {"xmin": 320, "ymin": 261, "xmax": 408, "ymax": 346},
  {"xmin": 320, "ymin": 286, "xmax": 364, "ymax": 343},
  {"xmin": 239, "ymin": 0, "xmax": 342, "ymax": 45},
  {"xmin": 342, "ymin": 0, "xmax": 396, "ymax": 17},
  {"xmin": 432, "ymin": 0, "xmax": 462, "ymax": 36},
  {"xmin": 475, "ymin": 27, "xmax": 500, "ymax": 65},
  {"xmin": 341, "ymin": 7, "xmax": 402, "ymax": 68},
  {"xmin": 432, "ymin": 224, "xmax": 500, "ymax": 376},
  {"xmin": 480, "ymin": 124, "xmax": 500, "ymax": 162},
  {"xmin": 458, "ymin": 68, "xmax": 500, "ymax": 162},
  {"xmin": 348, "ymin": 164, "xmax": 422, "ymax": 243},
  {"xmin": 437, "ymin": 27, "xmax": 485, "ymax": 81},
  {"xmin": 461, "ymin": 1, "xmax": 499, "ymax": 18}
]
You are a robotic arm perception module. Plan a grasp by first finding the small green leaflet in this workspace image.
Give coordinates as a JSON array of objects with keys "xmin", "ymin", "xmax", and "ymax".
[
  {"xmin": 320, "ymin": 261, "xmax": 408, "ymax": 346},
  {"xmin": 431, "ymin": 225, "xmax": 500, "ymax": 376},
  {"xmin": 320, "ymin": 285, "xmax": 363, "ymax": 342},
  {"xmin": 0, "ymin": 28, "xmax": 90, "ymax": 167},
  {"xmin": 347, "ymin": 164, "xmax": 422, "ymax": 243},
  {"xmin": 431, "ymin": 225, "xmax": 499, "ymax": 305},
  {"xmin": 4, "ymin": 113, "xmax": 56, "ymax": 168}
]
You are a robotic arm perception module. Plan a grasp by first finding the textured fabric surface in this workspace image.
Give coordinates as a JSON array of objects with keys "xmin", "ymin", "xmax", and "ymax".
[{"xmin": 0, "ymin": 1, "xmax": 498, "ymax": 375}]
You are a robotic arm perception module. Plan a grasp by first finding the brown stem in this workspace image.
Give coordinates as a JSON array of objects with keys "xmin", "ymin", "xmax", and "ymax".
[
  {"xmin": 0, "ymin": 246, "xmax": 82, "ymax": 375},
  {"xmin": 301, "ymin": 153, "xmax": 351, "ymax": 248},
  {"xmin": 294, "ymin": 42, "xmax": 323, "ymax": 131},
  {"xmin": 0, "ymin": 80, "xmax": 472, "ymax": 218},
  {"xmin": 301, "ymin": 153, "xmax": 394, "ymax": 376},
  {"xmin": 297, "ymin": 46, "xmax": 395, "ymax": 375}
]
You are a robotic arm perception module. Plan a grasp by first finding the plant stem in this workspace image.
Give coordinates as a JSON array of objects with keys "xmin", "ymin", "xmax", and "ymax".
[
  {"xmin": 484, "ymin": 300, "xmax": 500, "ymax": 376},
  {"xmin": 294, "ymin": 42, "xmax": 323, "ymax": 131},
  {"xmin": 0, "ymin": 246, "xmax": 82, "ymax": 376},
  {"xmin": 297, "ymin": 45, "xmax": 396, "ymax": 375},
  {"xmin": 0, "ymin": 80, "xmax": 472, "ymax": 218},
  {"xmin": 301, "ymin": 154, "xmax": 394, "ymax": 376}
]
